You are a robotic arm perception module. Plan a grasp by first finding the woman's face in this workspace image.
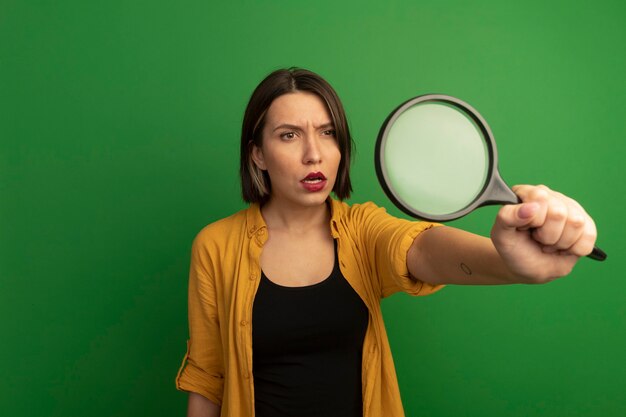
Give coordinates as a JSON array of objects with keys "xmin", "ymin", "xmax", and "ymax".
[{"xmin": 252, "ymin": 91, "xmax": 341, "ymax": 209}]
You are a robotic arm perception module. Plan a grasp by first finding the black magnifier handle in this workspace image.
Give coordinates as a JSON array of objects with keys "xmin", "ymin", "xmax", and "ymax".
[{"xmin": 588, "ymin": 246, "xmax": 607, "ymax": 261}]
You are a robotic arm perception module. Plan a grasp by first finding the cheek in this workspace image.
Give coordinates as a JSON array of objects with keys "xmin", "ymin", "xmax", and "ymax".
[
  {"xmin": 330, "ymin": 146, "xmax": 341, "ymax": 168},
  {"xmin": 324, "ymin": 139, "xmax": 340, "ymax": 158},
  {"xmin": 264, "ymin": 150, "xmax": 293, "ymax": 175}
]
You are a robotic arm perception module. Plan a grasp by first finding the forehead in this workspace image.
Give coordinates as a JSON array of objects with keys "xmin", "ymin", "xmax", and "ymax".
[{"xmin": 264, "ymin": 92, "xmax": 332, "ymax": 127}]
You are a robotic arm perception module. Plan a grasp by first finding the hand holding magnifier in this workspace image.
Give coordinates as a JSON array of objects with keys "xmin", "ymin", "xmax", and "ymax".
[{"xmin": 375, "ymin": 94, "xmax": 606, "ymax": 261}]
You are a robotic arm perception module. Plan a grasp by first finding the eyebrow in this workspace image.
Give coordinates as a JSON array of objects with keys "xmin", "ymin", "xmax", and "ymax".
[{"xmin": 272, "ymin": 122, "xmax": 334, "ymax": 132}]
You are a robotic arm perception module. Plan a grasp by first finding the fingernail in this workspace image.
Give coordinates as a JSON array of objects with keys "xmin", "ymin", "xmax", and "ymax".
[{"xmin": 518, "ymin": 202, "xmax": 539, "ymax": 219}]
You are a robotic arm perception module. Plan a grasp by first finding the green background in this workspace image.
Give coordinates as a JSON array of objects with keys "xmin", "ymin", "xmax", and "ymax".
[{"xmin": 1, "ymin": 0, "xmax": 624, "ymax": 416}]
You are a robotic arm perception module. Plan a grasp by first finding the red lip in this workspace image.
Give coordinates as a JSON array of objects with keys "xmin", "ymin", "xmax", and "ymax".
[
  {"xmin": 300, "ymin": 172, "xmax": 327, "ymax": 192},
  {"xmin": 302, "ymin": 172, "xmax": 327, "ymax": 181}
]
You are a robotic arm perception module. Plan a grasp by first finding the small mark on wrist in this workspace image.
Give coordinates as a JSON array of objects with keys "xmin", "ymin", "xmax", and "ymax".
[{"xmin": 460, "ymin": 263, "xmax": 472, "ymax": 275}]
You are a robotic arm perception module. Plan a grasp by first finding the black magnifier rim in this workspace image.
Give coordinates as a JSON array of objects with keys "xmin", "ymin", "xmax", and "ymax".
[{"xmin": 375, "ymin": 94, "xmax": 499, "ymax": 222}]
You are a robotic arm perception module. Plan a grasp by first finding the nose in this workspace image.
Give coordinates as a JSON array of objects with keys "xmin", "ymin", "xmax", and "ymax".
[{"xmin": 302, "ymin": 135, "xmax": 322, "ymax": 165}]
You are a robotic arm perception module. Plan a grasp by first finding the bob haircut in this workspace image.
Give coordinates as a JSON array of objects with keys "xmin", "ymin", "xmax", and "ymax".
[{"xmin": 240, "ymin": 67, "xmax": 354, "ymax": 204}]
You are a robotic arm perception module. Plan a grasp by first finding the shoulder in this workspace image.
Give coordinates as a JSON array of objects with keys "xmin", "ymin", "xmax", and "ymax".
[
  {"xmin": 331, "ymin": 198, "xmax": 385, "ymax": 216},
  {"xmin": 332, "ymin": 198, "xmax": 437, "ymax": 242},
  {"xmin": 189, "ymin": 207, "xmax": 255, "ymax": 276},
  {"xmin": 331, "ymin": 199, "xmax": 393, "ymax": 226}
]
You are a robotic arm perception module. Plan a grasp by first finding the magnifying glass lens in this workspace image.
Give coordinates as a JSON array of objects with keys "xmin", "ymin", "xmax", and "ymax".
[{"xmin": 383, "ymin": 102, "xmax": 490, "ymax": 216}]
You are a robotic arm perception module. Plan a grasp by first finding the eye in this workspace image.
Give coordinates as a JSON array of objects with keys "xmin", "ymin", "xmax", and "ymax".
[
  {"xmin": 321, "ymin": 129, "xmax": 336, "ymax": 137},
  {"xmin": 280, "ymin": 131, "xmax": 296, "ymax": 140}
]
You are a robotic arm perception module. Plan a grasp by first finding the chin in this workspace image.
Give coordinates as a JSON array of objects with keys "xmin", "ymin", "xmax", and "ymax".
[
  {"xmin": 290, "ymin": 191, "xmax": 332, "ymax": 208},
  {"xmin": 301, "ymin": 194, "xmax": 331, "ymax": 206}
]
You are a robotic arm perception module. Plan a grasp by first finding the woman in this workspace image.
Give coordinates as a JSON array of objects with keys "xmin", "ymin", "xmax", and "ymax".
[{"xmin": 176, "ymin": 68, "xmax": 597, "ymax": 417}]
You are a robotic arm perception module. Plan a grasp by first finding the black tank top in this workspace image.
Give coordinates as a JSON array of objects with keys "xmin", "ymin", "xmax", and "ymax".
[{"xmin": 252, "ymin": 242, "xmax": 369, "ymax": 417}]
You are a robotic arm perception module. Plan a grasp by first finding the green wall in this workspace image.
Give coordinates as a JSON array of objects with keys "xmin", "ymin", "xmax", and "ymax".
[{"xmin": 1, "ymin": 1, "xmax": 624, "ymax": 415}]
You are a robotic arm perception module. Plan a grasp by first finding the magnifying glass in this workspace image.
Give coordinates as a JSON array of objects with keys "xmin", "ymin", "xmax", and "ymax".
[{"xmin": 375, "ymin": 94, "xmax": 606, "ymax": 261}]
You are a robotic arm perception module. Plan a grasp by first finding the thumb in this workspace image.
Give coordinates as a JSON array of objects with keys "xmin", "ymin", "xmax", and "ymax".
[{"xmin": 494, "ymin": 202, "xmax": 540, "ymax": 231}]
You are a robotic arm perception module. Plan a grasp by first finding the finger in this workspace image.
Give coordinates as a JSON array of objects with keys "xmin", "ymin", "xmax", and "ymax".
[
  {"xmin": 547, "ymin": 197, "xmax": 587, "ymax": 251},
  {"xmin": 511, "ymin": 184, "xmax": 549, "ymax": 230},
  {"xmin": 512, "ymin": 184, "xmax": 549, "ymax": 202},
  {"xmin": 549, "ymin": 216, "xmax": 585, "ymax": 252},
  {"xmin": 491, "ymin": 201, "xmax": 551, "ymax": 265},
  {"xmin": 531, "ymin": 195, "xmax": 569, "ymax": 247},
  {"xmin": 494, "ymin": 201, "xmax": 541, "ymax": 231},
  {"xmin": 567, "ymin": 215, "xmax": 598, "ymax": 257},
  {"xmin": 514, "ymin": 184, "xmax": 576, "ymax": 246}
]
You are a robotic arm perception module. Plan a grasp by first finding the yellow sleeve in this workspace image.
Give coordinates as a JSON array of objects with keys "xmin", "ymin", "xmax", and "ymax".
[
  {"xmin": 351, "ymin": 202, "xmax": 445, "ymax": 298},
  {"xmin": 175, "ymin": 236, "xmax": 224, "ymax": 405}
]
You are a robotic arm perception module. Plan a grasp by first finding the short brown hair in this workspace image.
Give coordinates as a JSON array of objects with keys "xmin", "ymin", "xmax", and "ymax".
[{"xmin": 240, "ymin": 68, "xmax": 354, "ymax": 203}]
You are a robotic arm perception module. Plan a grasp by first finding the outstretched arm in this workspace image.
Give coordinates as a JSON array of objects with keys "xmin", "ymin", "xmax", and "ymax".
[
  {"xmin": 187, "ymin": 392, "xmax": 220, "ymax": 417},
  {"xmin": 407, "ymin": 185, "xmax": 597, "ymax": 285}
]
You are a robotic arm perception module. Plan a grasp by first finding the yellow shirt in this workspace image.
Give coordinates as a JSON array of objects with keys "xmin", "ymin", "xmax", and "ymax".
[{"xmin": 176, "ymin": 199, "xmax": 443, "ymax": 417}]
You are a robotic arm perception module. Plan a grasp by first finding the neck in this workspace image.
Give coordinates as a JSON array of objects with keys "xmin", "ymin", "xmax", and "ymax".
[{"xmin": 261, "ymin": 198, "xmax": 331, "ymax": 233}]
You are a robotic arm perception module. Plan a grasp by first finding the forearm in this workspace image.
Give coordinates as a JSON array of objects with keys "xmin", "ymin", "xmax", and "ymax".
[
  {"xmin": 407, "ymin": 226, "xmax": 528, "ymax": 285},
  {"xmin": 187, "ymin": 392, "xmax": 221, "ymax": 417}
]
